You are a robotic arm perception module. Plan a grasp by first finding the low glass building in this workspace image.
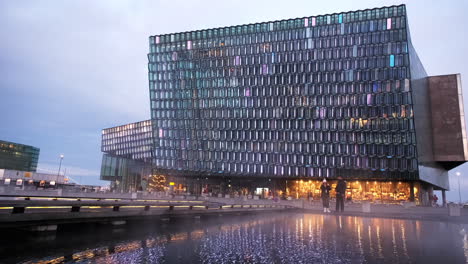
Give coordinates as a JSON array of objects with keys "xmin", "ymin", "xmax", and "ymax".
[
  {"xmin": 0, "ymin": 140, "xmax": 40, "ymax": 172},
  {"xmin": 102, "ymin": 5, "xmax": 467, "ymax": 205},
  {"xmin": 100, "ymin": 120, "xmax": 153, "ymax": 192}
]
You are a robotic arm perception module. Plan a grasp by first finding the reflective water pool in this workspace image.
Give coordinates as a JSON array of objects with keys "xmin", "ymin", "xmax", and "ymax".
[{"xmin": 1, "ymin": 213, "xmax": 467, "ymax": 263}]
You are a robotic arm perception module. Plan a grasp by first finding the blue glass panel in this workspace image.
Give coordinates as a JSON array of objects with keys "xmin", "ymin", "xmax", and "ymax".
[
  {"xmin": 338, "ymin": 14, "xmax": 343, "ymax": 23},
  {"xmin": 390, "ymin": 54, "xmax": 395, "ymax": 67},
  {"xmin": 373, "ymin": 82, "xmax": 379, "ymax": 92}
]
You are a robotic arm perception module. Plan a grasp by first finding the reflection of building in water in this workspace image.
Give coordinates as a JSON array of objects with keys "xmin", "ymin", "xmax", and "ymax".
[
  {"xmin": 115, "ymin": 241, "xmax": 142, "ymax": 253},
  {"xmin": 197, "ymin": 214, "xmax": 426, "ymax": 263},
  {"xmin": 21, "ymin": 215, "xmax": 468, "ymax": 264}
]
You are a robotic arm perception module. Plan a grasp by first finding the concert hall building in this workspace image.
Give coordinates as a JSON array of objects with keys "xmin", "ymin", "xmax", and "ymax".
[{"xmin": 101, "ymin": 5, "xmax": 467, "ymax": 205}]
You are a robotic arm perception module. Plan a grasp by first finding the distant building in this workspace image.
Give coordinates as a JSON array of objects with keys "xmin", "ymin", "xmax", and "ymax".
[
  {"xmin": 101, "ymin": 5, "xmax": 467, "ymax": 205},
  {"xmin": 0, "ymin": 168, "xmax": 67, "ymax": 188},
  {"xmin": 0, "ymin": 140, "xmax": 39, "ymax": 172},
  {"xmin": 100, "ymin": 120, "xmax": 153, "ymax": 191}
]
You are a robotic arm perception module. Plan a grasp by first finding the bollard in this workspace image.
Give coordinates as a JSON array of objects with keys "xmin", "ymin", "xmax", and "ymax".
[
  {"xmin": 402, "ymin": 202, "xmax": 416, "ymax": 209},
  {"xmin": 362, "ymin": 202, "xmax": 371, "ymax": 213},
  {"xmin": 448, "ymin": 204, "xmax": 461, "ymax": 216}
]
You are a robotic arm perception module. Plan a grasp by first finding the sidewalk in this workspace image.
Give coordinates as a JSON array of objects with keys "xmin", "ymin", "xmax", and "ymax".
[{"xmin": 301, "ymin": 202, "xmax": 468, "ymax": 223}]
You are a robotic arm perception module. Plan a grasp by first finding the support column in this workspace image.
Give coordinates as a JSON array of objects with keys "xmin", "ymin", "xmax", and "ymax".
[
  {"xmin": 419, "ymin": 183, "xmax": 429, "ymax": 207},
  {"xmin": 409, "ymin": 181, "xmax": 415, "ymax": 202},
  {"xmin": 428, "ymin": 185, "xmax": 434, "ymax": 207},
  {"xmin": 442, "ymin": 190, "xmax": 447, "ymax": 207}
]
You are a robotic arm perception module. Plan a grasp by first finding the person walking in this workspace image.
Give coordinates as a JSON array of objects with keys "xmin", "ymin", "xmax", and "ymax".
[
  {"xmin": 320, "ymin": 179, "xmax": 332, "ymax": 213},
  {"xmin": 428, "ymin": 193, "xmax": 434, "ymax": 207},
  {"xmin": 433, "ymin": 194, "xmax": 439, "ymax": 207},
  {"xmin": 335, "ymin": 177, "xmax": 346, "ymax": 212}
]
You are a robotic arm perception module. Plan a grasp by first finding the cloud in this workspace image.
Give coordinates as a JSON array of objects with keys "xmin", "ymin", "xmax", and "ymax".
[{"xmin": 0, "ymin": 1, "xmax": 150, "ymax": 122}]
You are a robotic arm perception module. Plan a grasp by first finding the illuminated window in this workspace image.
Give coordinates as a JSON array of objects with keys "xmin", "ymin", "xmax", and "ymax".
[{"xmin": 389, "ymin": 54, "xmax": 395, "ymax": 67}]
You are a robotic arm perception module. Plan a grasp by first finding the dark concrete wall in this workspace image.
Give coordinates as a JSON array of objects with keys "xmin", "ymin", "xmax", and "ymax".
[{"xmin": 428, "ymin": 74, "xmax": 468, "ymax": 162}]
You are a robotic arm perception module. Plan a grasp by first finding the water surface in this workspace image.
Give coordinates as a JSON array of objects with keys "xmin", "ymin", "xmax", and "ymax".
[{"xmin": 1, "ymin": 213, "xmax": 467, "ymax": 263}]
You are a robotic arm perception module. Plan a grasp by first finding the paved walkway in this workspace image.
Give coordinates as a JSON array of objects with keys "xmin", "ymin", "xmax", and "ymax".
[
  {"xmin": 1, "ymin": 189, "xmax": 466, "ymax": 224},
  {"xmin": 300, "ymin": 202, "xmax": 468, "ymax": 223},
  {"xmin": 203, "ymin": 197, "xmax": 468, "ymax": 223}
]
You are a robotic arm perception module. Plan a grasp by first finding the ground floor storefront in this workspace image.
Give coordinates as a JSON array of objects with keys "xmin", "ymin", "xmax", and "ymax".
[{"xmin": 141, "ymin": 174, "xmax": 445, "ymax": 206}]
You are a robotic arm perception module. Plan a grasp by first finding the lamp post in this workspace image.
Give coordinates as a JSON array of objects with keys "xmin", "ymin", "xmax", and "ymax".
[
  {"xmin": 57, "ymin": 154, "xmax": 64, "ymax": 187},
  {"xmin": 456, "ymin": 171, "xmax": 462, "ymax": 205}
]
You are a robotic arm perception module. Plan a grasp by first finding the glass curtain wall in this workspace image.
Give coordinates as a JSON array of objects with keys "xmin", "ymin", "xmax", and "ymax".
[{"xmin": 147, "ymin": 5, "xmax": 417, "ymax": 182}]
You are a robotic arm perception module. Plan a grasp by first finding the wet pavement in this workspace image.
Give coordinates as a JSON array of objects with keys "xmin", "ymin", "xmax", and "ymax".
[{"xmin": 1, "ymin": 212, "xmax": 467, "ymax": 264}]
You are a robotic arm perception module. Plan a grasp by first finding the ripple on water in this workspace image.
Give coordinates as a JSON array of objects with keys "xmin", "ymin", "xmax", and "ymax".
[{"xmin": 4, "ymin": 213, "xmax": 467, "ymax": 264}]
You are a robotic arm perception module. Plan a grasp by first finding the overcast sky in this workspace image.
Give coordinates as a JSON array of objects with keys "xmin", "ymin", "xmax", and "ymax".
[{"xmin": 1, "ymin": 0, "xmax": 467, "ymax": 202}]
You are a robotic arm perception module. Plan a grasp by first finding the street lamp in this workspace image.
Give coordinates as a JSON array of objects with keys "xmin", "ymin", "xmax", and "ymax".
[
  {"xmin": 57, "ymin": 154, "xmax": 64, "ymax": 187},
  {"xmin": 456, "ymin": 171, "xmax": 461, "ymax": 205}
]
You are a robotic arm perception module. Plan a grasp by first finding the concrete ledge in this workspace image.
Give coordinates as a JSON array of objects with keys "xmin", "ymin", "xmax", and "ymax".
[
  {"xmin": 302, "ymin": 205, "xmax": 468, "ymax": 223},
  {"xmin": 0, "ymin": 206, "xmax": 294, "ymax": 228},
  {"xmin": 401, "ymin": 202, "xmax": 416, "ymax": 209}
]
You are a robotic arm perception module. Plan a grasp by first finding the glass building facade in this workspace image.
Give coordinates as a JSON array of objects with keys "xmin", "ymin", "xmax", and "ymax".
[
  {"xmin": 148, "ymin": 5, "xmax": 416, "ymax": 181},
  {"xmin": 0, "ymin": 140, "xmax": 39, "ymax": 172},
  {"xmin": 100, "ymin": 120, "xmax": 153, "ymax": 191},
  {"xmin": 101, "ymin": 4, "xmax": 467, "ymax": 204},
  {"xmin": 102, "ymin": 120, "xmax": 153, "ymax": 162}
]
